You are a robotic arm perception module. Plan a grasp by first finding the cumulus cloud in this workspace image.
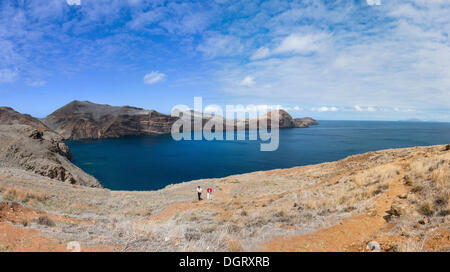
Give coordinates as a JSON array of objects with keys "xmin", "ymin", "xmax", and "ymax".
[
  {"xmin": 273, "ymin": 33, "xmax": 329, "ymax": 55},
  {"xmin": 311, "ymin": 106, "xmax": 339, "ymax": 112},
  {"xmin": 0, "ymin": 69, "xmax": 18, "ymax": 83},
  {"xmin": 367, "ymin": 0, "xmax": 382, "ymax": 6},
  {"xmin": 66, "ymin": 0, "xmax": 81, "ymax": 6},
  {"xmin": 1, "ymin": 0, "xmax": 449, "ymax": 120},
  {"xmin": 143, "ymin": 71, "xmax": 166, "ymax": 84},
  {"xmin": 217, "ymin": 0, "xmax": 450, "ymax": 119},
  {"xmin": 239, "ymin": 76, "xmax": 256, "ymax": 87}
]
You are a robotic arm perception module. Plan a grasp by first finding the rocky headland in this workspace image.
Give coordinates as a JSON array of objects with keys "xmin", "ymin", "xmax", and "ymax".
[{"xmin": 42, "ymin": 100, "xmax": 318, "ymax": 140}]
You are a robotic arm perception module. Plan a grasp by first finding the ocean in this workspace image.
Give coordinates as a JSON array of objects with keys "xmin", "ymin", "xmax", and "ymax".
[{"xmin": 66, "ymin": 121, "xmax": 450, "ymax": 191}]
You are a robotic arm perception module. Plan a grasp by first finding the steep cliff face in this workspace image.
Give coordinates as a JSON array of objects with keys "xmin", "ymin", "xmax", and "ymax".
[
  {"xmin": 263, "ymin": 109, "xmax": 318, "ymax": 128},
  {"xmin": 42, "ymin": 101, "xmax": 178, "ymax": 140},
  {"xmin": 0, "ymin": 108, "xmax": 101, "ymax": 187},
  {"xmin": 43, "ymin": 101, "xmax": 318, "ymax": 140},
  {"xmin": 293, "ymin": 117, "xmax": 319, "ymax": 128}
]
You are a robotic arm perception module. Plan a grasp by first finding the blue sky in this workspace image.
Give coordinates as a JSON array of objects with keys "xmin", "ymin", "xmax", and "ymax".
[{"xmin": 0, "ymin": 0, "xmax": 449, "ymax": 121}]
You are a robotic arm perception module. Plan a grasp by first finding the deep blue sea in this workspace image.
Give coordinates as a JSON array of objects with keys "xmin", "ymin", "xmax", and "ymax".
[{"xmin": 66, "ymin": 121, "xmax": 450, "ymax": 191}]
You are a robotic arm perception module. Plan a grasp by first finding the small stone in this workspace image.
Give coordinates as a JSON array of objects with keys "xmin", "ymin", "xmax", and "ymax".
[
  {"xmin": 386, "ymin": 204, "xmax": 406, "ymax": 217},
  {"xmin": 418, "ymin": 217, "xmax": 429, "ymax": 225},
  {"xmin": 398, "ymin": 194, "xmax": 407, "ymax": 199},
  {"xmin": 367, "ymin": 241, "xmax": 381, "ymax": 252}
]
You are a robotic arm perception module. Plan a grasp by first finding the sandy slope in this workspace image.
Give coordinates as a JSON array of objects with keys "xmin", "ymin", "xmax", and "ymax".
[{"xmin": 0, "ymin": 144, "xmax": 449, "ymax": 252}]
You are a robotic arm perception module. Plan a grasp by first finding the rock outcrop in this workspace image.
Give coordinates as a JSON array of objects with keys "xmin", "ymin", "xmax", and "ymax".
[
  {"xmin": 0, "ymin": 107, "xmax": 101, "ymax": 187},
  {"xmin": 259, "ymin": 110, "xmax": 318, "ymax": 128},
  {"xmin": 294, "ymin": 117, "xmax": 319, "ymax": 128},
  {"xmin": 43, "ymin": 101, "xmax": 318, "ymax": 140},
  {"xmin": 42, "ymin": 101, "xmax": 178, "ymax": 140}
]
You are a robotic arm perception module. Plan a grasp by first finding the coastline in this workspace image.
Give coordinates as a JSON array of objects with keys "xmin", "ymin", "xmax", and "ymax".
[{"xmin": 0, "ymin": 144, "xmax": 448, "ymax": 251}]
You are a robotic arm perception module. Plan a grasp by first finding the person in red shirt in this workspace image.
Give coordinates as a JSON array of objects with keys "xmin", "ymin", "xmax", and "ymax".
[{"xmin": 207, "ymin": 187, "xmax": 212, "ymax": 200}]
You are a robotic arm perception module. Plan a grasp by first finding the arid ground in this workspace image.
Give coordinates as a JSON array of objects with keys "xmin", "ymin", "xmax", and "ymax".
[{"xmin": 0, "ymin": 144, "xmax": 449, "ymax": 252}]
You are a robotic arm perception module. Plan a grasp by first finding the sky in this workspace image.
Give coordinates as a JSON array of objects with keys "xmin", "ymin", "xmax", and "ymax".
[{"xmin": 0, "ymin": 0, "xmax": 449, "ymax": 121}]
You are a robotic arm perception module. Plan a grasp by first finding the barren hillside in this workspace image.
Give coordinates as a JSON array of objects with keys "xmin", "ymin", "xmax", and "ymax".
[{"xmin": 0, "ymin": 144, "xmax": 448, "ymax": 252}]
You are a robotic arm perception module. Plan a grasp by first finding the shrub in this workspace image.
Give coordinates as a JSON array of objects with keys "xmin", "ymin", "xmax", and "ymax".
[
  {"xmin": 434, "ymin": 193, "xmax": 448, "ymax": 206},
  {"xmin": 3, "ymin": 187, "xmax": 49, "ymax": 203},
  {"xmin": 411, "ymin": 185, "xmax": 423, "ymax": 193},
  {"xmin": 37, "ymin": 216, "xmax": 55, "ymax": 227},
  {"xmin": 417, "ymin": 202, "xmax": 434, "ymax": 216}
]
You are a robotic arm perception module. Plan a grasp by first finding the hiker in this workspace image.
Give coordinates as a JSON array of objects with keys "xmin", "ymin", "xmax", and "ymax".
[
  {"xmin": 207, "ymin": 187, "xmax": 212, "ymax": 200},
  {"xmin": 197, "ymin": 186, "xmax": 202, "ymax": 200}
]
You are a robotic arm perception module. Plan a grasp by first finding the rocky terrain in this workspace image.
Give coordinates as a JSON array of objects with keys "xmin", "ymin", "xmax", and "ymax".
[
  {"xmin": 0, "ymin": 144, "xmax": 448, "ymax": 252},
  {"xmin": 42, "ymin": 101, "xmax": 318, "ymax": 140},
  {"xmin": 0, "ymin": 108, "xmax": 100, "ymax": 187}
]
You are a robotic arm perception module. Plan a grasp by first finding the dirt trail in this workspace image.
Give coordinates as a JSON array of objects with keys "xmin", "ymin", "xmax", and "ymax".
[
  {"xmin": 144, "ymin": 183, "xmax": 233, "ymax": 223},
  {"xmin": 260, "ymin": 160, "xmax": 410, "ymax": 252}
]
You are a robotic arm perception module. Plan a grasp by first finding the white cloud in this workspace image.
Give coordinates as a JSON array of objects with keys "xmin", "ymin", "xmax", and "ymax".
[
  {"xmin": 311, "ymin": 106, "xmax": 339, "ymax": 112},
  {"xmin": 273, "ymin": 33, "xmax": 328, "ymax": 55},
  {"xmin": 239, "ymin": 76, "xmax": 256, "ymax": 87},
  {"xmin": 26, "ymin": 80, "xmax": 47, "ymax": 87},
  {"xmin": 197, "ymin": 34, "xmax": 243, "ymax": 58},
  {"xmin": 66, "ymin": 0, "xmax": 81, "ymax": 6},
  {"xmin": 143, "ymin": 71, "xmax": 166, "ymax": 84},
  {"xmin": 354, "ymin": 106, "xmax": 377, "ymax": 112},
  {"xmin": 218, "ymin": 1, "xmax": 450, "ymax": 118},
  {"xmin": 251, "ymin": 47, "xmax": 270, "ymax": 60},
  {"xmin": 0, "ymin": 69, "xmax": 18, "ymax": 83},
  {"xmin": 367, "ymin": 0, "xmax": 382, "ymax": 6}
]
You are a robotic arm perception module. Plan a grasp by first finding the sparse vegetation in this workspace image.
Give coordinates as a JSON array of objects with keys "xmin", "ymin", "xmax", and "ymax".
[
  {"xmin": 37, "ymin": 216, "xmax": 55, "ymax": 227},
  {"xmin": 0, "ymin": 144, "xmax": 448, "ymax": 252},
  {"xmin": 3, "ymin": 187, "xmax": 49, "ymax": 203},
  {"xmin": 417, "ymin": 202, "xmax": 434, "ymax": 216}
]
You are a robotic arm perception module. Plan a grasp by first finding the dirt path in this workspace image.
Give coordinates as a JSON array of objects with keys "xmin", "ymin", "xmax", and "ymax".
[
  {"xmin": 260, "ymin": 161, "xmax": 410, "ymax": 251},
  {"xmin": 144, "ymin": 183, "xmax": 233, "ymax": 224}
]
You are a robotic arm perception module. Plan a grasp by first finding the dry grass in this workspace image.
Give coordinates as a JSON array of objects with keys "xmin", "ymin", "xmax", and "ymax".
[
  {"xmin": 227, "ymin": 239, "xmax": 243, "ymax": 252},
  {"xmin": 300, "ymin": 164, "xmax": 400, "ymax": 214},
  {"xmin": 1, "ymin": 144, "xmax": 448, "ymax": 252},
  {"xmin": 2, "ymin": 186, "xmax": 49, "ymax": 203},
  {"xmin": 417, "ymin": 202, "xmax": 434, "ymax": 216}
]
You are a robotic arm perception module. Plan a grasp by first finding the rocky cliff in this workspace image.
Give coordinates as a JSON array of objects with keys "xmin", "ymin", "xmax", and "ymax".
[
  {"xmin": 0, "ymin": 107, "xmax": 101, "ymax": 187},
  {"xmin": 43, "ymin": 101, "xmax": 318, "ymax": 140},
  {"xmin": 42, "ymin": 101, "xmax": 178, "ymax": 140}
]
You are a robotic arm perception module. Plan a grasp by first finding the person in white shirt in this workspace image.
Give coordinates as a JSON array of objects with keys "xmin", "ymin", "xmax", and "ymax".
[{"xmin": 197, "ymin": 186, "xmax": 203, "ymax": 201}]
